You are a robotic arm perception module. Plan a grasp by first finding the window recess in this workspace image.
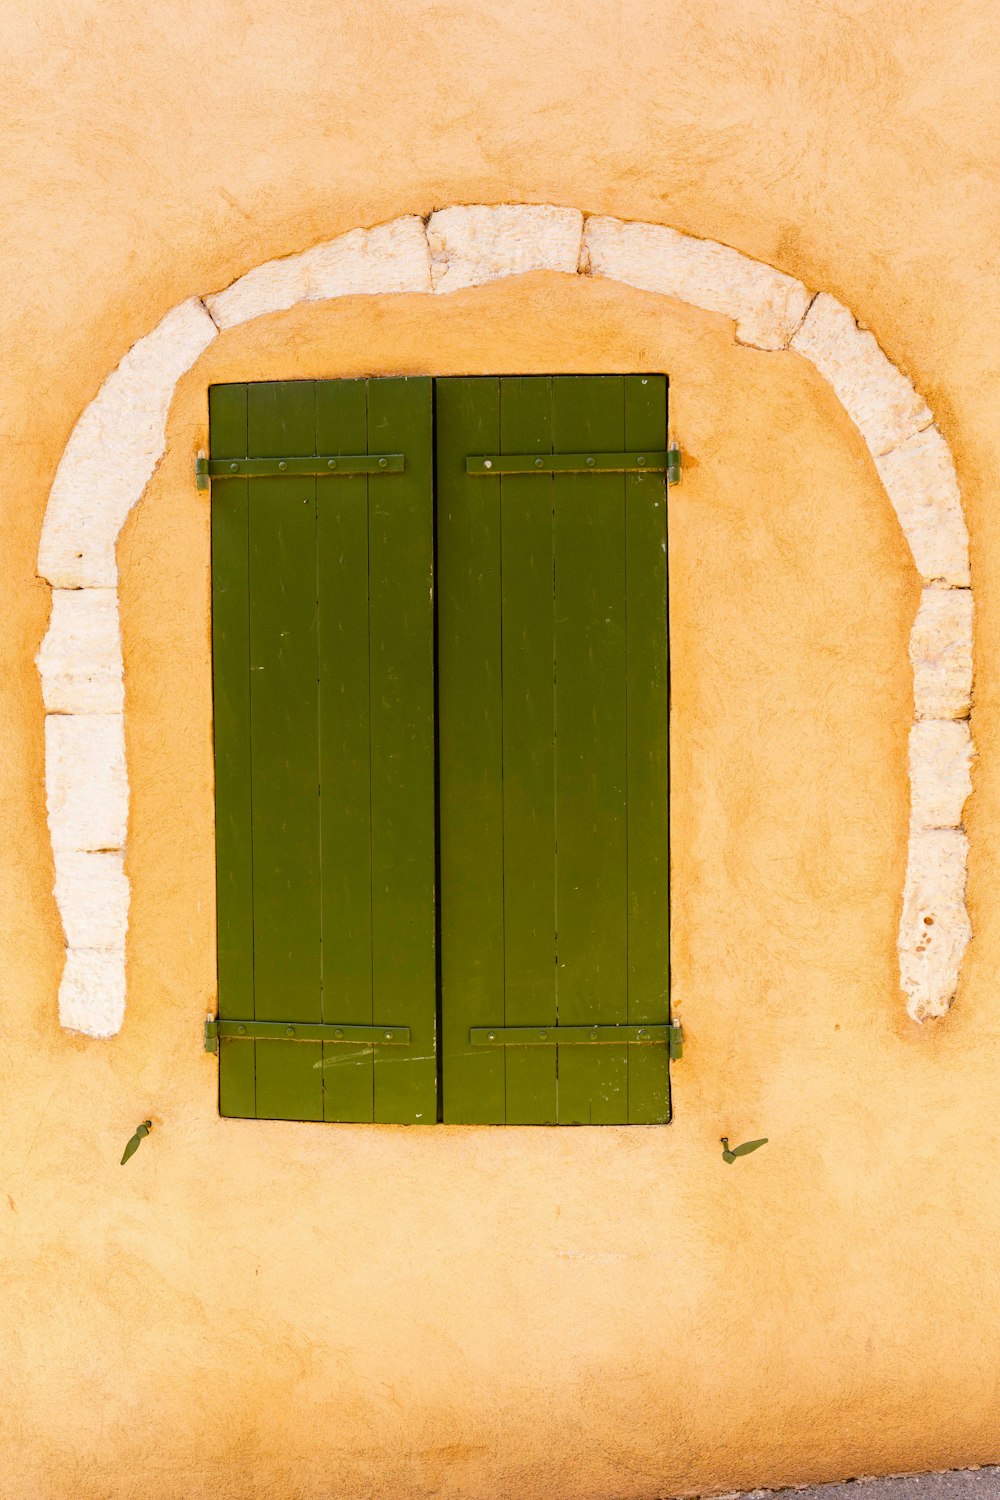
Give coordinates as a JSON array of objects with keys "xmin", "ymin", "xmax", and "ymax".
[{"xmin": 207, "ymin": 375, "xmax": 673, "ymax": 1125}]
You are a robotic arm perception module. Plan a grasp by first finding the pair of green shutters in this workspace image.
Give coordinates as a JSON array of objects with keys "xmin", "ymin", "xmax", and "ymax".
[{"xmin": 210, "ymin": 375, "xmax": 671, "ymax": 1125}]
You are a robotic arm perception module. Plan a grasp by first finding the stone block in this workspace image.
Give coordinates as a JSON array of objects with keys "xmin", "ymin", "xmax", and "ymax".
[
  {"xmin": 59, "ymin": 947, "xmax": 126, "ymax": 1038},
  {"xmin": 909, "ymin": 587, "xmax": 973, "ymax": 720},
  {"xmin": 583, "ymin": 215, "xmax": 812, "ymax": 351},
  {"xmin": 909, "ymin": 720, "xmax": 974, "ymax": 829},
  {"xmin": 205, "ymin": 216, "xmax": 432, "ymax": 329},
  {"xmin": 53, "ymin": 850, "xmax": 129, "ymax": 950},
  {"xmin": 45, "ymin": 714, "xmax": 128, "ymax": 852},
  {"xmin": 876, "ymin": 426, "xmax": 970, "ymax": 587},
  {"xmin": 429, "ymin": 204, "xmax": 583, "ymax": 292},
  {"xmin": 791, "ymin": 293, "xmax": 933, "ymax": 456},
  {"xmin": 899, "ymin": 828, "xmax": 971, "ymax": 1020},
  {"xmin": 36, "ymin": 589, "xmax": 123, "ymax": 714},
  {"xmin": 37, "ymin": 298, "xmax": 217, "ymax": 588}
]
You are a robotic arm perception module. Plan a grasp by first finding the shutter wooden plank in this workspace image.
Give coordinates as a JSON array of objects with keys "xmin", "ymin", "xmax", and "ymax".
[
  {"xmin": 210, "ymin": 383, "xmax": 256, "ymax": 1119},
  {"xmin": 247, "ymin": 382, "xmax": 323, "ymax": 1122},
  {"xmin": 316, "ymin": 380, "xmax": 375, "ymax": 1123},
  {"xmin": 366, "ymin": 378, "xmax": 437, "ymax": 1124},
  {"xmin": 437, "ymin": 377, "xmax": 506, "ymax": 1124},
  {"xmin": 499, "ymin": 377, "xmax": 558, "ymax": 1124},
  {"xmin": 623, "ymin": 376, "xmax": 671, "ymax": 1124},
  {"xmin": 552, "ymin": 376, "xmax": 629, "ymax": 1124}
]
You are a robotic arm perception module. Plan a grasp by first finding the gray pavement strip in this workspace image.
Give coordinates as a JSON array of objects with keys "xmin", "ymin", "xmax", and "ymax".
[{"xmin": 716, "ymin": 1467, "xmax": 1000, "ymax": 1500}]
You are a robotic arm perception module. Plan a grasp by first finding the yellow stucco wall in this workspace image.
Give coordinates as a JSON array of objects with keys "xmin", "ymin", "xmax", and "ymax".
[{"xmin": 3, "ymin": 3, "xmax": 1000, "ymax": 1496}]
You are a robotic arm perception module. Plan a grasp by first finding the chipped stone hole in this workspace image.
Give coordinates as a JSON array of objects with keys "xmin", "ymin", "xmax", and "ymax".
[{"xmin": 33, "ymin": 204, "xmax": 974, "ymax": 1035}]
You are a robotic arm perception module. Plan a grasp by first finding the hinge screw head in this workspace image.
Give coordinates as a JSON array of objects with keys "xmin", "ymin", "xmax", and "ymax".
[
  {"xmin": 285, "ymin": 1026, "xmax": 295, "ymax": 1036},
  {"xmin": 237, "ymin": 1024, "xmax": 246, "ymax": 1035},
  {"xmin": 229, "ymin": 462, "xmax": 239, "ymax": 472}
]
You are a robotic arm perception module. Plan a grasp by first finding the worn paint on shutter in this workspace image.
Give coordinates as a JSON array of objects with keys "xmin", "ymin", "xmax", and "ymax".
[
  {"xmin": 210, "ymin": 379, "xmax": 436, "ymax": 1124},
  {"xmin": 436, "ymin": 376, "xmax": 670, "ymax": 1125}
]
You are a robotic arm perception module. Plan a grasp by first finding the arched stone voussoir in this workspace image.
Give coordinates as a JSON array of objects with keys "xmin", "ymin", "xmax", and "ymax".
[
  {"xmin": 205, "ymin": 215, "xmax": 432, "ymax": 331},
  {"xmin": 582, "ymin": 214, "xmax": 813, "ymax": 352},
  {"xmin": 427, "ymin": 204, "xmax": 584, "ymax": 293},
  {"xmin": 791, "ymin": 292, "xmax": 933, "ymax": 458},
  {"xmin": 36, "ymin": 204, "xmax": 976, "ymax": 1034},
  {"xmin": 38, "ymin": 299, "xmax": 218, "ymax": 590}
]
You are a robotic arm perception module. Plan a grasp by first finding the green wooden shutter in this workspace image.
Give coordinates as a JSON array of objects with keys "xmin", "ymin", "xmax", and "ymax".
[
  {"xmin": 436, "ymin": 376, "xmax": 670, "ymax": 1124},
  {"xmin": 210, "ymin": 378, "xmax": 437, "ymax": 1123}
]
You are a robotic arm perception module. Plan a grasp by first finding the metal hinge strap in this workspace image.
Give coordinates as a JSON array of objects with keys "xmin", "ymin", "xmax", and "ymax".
[
  {"xmin": 467, "ymin": 451, "xmax": 670, "ymax": 476},
  {"xmin": 196, "ymin": 454, "xmax": 404, "ymax": 489},
  {"xmin": 469, "ymin": 1022, "xmax": 683, "ymax": 1058},
  {"xmin": 204, "ymin": 1017, "xmax": 409, "ymax": 1052}
]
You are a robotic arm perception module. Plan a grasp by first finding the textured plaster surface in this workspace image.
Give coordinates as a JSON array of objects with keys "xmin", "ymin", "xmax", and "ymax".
[{"xmin": 5, "ymin": 3, "xmax": 1000, "ymax": 1498}]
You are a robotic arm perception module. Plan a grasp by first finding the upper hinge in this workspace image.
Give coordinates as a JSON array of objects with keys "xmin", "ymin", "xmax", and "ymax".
[
  {"xmin": 465, "ymin": 443, "xmax": 682, "ymax": 483},
  {"xmin": 204, "ymin": 1016, "xmax": 410, "ymax": 1051},
  {"xmin": 196, "ymin": 453, "xmax": 405, "ymax": 490},
  {"xmin": 469, "ymin": 1021, "xmax": 683, "ymax": 1058},
  {"xmin": 467, "ymin": 451, "xmax": 669, "ymax": 476}
]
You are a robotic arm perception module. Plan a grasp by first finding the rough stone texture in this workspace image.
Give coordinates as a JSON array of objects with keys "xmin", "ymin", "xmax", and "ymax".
[
  {"xmin": 58, "ymin": 947, "xmax": 126, "ymax": 1038},
  {"xmin": 428, "ymin": 204, "xmax": 583, "ymax": 293},
  {"xmin": 583, "ymin": 215, "xmax": 812, "ymax": 350},
  {"xmin": 899, "ymin": 828, "xmax": 972, "ymax": 1021},
  {"xmin": 876, "ymin": 426, "xmax": 971, "ymax": 586},
  {"xmin": 36, "ymin": 588, "xmax": 123, "ymax": 714},
  {"xmin": 909, "ymin": 721, "xmax": 974, "ymax": 828},
  {"xmin": 37, "ymin": 298, "xmax": 217, "ymax": 589},
  {"xmin": 45, "ymin": 714, "xmax": 128, "ymax": 852},
  {"xmin": 791, "ymin": 292, "xmax": 933, "ymax": 456},
  {"xmin": 206, "ymin": 216, "xmax": 432, "ymax": 330},
  {"xmin": 910, "ymin": 587, "xmax": 974, "ymax": 720},
  {"xmin": 53, "ymin": 851, "xmax": 129, "ymax": 949},
  {"xmin": 726, "ymin": 1466, "xmax": 1000, "ymax": 1499}
]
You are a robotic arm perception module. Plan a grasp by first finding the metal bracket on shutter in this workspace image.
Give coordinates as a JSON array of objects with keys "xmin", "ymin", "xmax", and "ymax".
[
  {"xmin": 204, "ymin": 1016, "xmax": 410, "ymax": 1052},
  {"xmin": 469, "ymin": 1022, "xmax": 683, "ymax": 1058},
  {"xmin": 196, "ymin": 454, "xmax": 405, "ymax": 489},
  {"xmin": 466, "ymin": 451, "xmax": 670, "ymax": 476}
]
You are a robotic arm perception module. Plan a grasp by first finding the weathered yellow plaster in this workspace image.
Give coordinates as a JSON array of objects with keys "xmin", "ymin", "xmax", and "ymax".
[{"xmin": 3, "ymin": 3, "xmax": 1000, "ymax": 1497}]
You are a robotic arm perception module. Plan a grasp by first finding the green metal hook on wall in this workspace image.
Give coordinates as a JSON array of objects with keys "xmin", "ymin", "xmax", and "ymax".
[
  {"xmin": 120, "ymin": 1121, "xmax": 152, "ymax": 1165},
  {"xmin": 721, "ymin": 1136, "xmax": 768, "ymax": 1164}
]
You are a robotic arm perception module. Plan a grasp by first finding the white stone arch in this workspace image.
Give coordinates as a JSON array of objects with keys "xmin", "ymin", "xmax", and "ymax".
[{"xmin": 35, "ymin": 204, "xmax": 974, "ymax": 1037}]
